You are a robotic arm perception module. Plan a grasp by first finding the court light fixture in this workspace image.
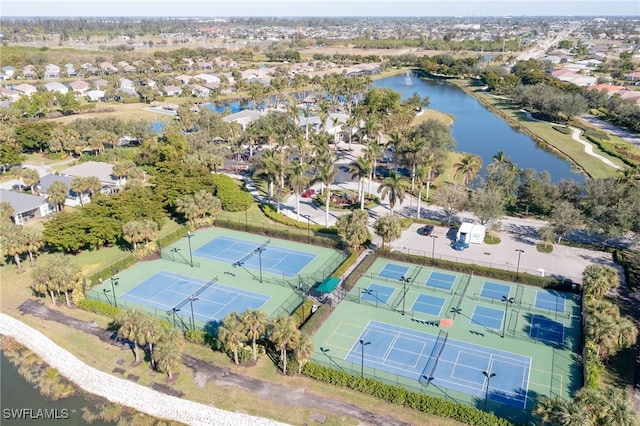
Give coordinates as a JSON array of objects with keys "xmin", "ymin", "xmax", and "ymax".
[
  {"xmin": 359, "ymin": 339, "xmax": 371, "ymax": 378},
  {"xmin": 482, "ymin": 370, "xmax": 496, "ymax": 411}
]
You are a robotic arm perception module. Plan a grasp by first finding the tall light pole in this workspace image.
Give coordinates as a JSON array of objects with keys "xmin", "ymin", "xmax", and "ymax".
[
  {"xmin": 501, "ymin": 296, "xmax": 514, "ymax": 338},
  {"xmin": 399, "ymin": 275, "xmax": 410, "ymax": 315},
  {"xmin": 359, "ymin": 339, "xmax": 370, "ymax": 378},
  {"xmin": 187, "ymin": 231, "xmax": 194, "ymax": 267},
  {"xmin": 430, "ymin": 235, "xmax": 438, "ymax": 258},
  {"xmin": 189, "ymin": 294, "xmax": 198, "ymax": 330},
  {"xmin": 515, "ymin": 249, "xmax": 524, "ymax": 278},
  {"xmin": 257, "ymin": 246, "xmax": 265, "ymax": 283},
  {"xmin": 303, "ymin": 214, "xmax": 311, "ymax": 241},
  {"xmin": 110, "ymin": 269, "xmax": 119, "ymax": 308},
  {"xmin": 244, "ymin": 208, "xmax": 248, "ymax": 231},
  {"xmin": 482, "ymin": 370, "xmax": 496, "ymax": 411}
]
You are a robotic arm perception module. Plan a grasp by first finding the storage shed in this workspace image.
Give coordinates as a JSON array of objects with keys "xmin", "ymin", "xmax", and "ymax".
[{"xmin": 457, "ymin": 223, "xmax": 485, "ymax": 244}]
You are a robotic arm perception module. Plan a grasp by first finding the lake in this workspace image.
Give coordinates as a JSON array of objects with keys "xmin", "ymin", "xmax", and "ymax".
[
  {"xmin": 0, "ymin": 352, "xmax": 112, "ymax": 426},
  {"xmin": 374, "ymin": 72, "xmax": 584, "ymax": 183}
]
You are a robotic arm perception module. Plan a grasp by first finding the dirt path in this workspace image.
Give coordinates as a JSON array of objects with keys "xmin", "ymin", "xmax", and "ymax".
[{"xmin": 13, "ymin": 300, "xmax": 412, "ymax": 426}]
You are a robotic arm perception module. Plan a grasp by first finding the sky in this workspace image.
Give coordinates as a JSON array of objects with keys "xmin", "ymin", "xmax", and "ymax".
[{"xmin": 2, "ymin": 0, "xmax": 639, "ymax": 17}]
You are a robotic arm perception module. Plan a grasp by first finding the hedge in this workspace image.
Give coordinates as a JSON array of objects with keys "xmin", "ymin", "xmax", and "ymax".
[
  {"xmin": 300, "ymin": 303, "xmax": 332, "ymax": 336},
  {"xmin": 212, "ymin": 174, "xmax": 253, "ymax": 212},
  {"xmin": 85, "ymin": 254, "xmax": 137, "ymax": 290},
  {"xmin": 291, "ymin": 299, "xmax": 315, "ymax": 327},
  {"xmin": 259, "ymin": 203, "xmax": 337, "ymax": 234},
  {"xmin": 302, "ymin": 363, "xmax": 512, "ymax": 426},
  {"xmin": 378, "ymin": 249, "xmax": 570, "ymax": 290},
  {"xmin": 76, "ymin": 299, "xmax": 121, "ymax": 319},
  {"xmin": 157, "ymin": 224, "xmax": 190, "ymax": 248},
  {"xmin": 552, "ymin": 125, "xmax": 572, "ymax": 135},
  {"xmin": 185, "ymin": 329, "xmax": 219, "ymax": 350},
  {"xmin": 614, "ymin": 249, "xmax": 640, "ymax": 291},
  {"xmin": 342, "ymin": 251, "xmax": 379, "ymax": 291},
  {"xmin": 332, "ymin": 248, "xmax": 359, "ymax": 277}
]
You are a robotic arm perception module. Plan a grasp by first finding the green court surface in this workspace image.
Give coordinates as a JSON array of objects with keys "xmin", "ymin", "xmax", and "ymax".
[
  {"xmin": 88, "ymin": 227, "xmax": 345, "ymax": 329},
  {"xmin": 313, "ymin": 257, "xmax": 582, "ymax": 423}
]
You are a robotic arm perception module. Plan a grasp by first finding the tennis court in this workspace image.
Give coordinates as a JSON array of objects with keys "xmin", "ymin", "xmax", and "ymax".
[
  {"xmin": 425, "ymin": 271, "xmax": 456, "ymax": 292},
  {"xmin": 480, "ymin": 281, "xmax": 512, "ymax": 301},
  {"xmin": 344, "ymin": 321, "xmax": 530, "ymax": 409},
  {"xmin": 535, "ymin": 291, "xmax": 566, "ymax": 313},
  {"xmin": 120, "ymin": 271, "xmax": 270, "ymax": 323},
  {"xmin": 193, "ymin": 235, "xmax": 317, "ymax": 277},
  {"xmin": 530, "ymin": 317, "xmax": 565, "ymax": 345},
  {"xmin": 361, "ymin": 284, "xmax": 395, "ymax": 304},
  {"xmin": 378, "ymin": 262, "xmax": 410, "ymax": 280},
  {"xmin": 412, "ymin": 294, "xmax": 446, "ymax": 316},
  {"xmin": 470, "ymin": 305, "xmax": 505, "ymax": 330}
]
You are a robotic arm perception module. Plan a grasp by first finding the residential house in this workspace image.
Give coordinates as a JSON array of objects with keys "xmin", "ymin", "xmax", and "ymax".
[
  {"xmin": 0, "ymin": 189, "xmax": 52, "ymax": 225},
  {"xmin": 119, "ymin": 78, "xmax": 136, "ymax": 90},
  {"xmin": 43, "ymin": 64, "xmax": 61, "ymax": 79},
  {"xmin": 99, "ymin": 61, "xmax": 118, "ymax": 74},
  {"xmin": 222, "ymin": 110, "xmax": 266, "ymax": 130},
  {"xmin": 1, "ymin": 66, "xmax": 16, "ymax": 80},
  {"xmin": 68, "ymin": 80, "xmax": 90, "ymax": 95},
  {"xmin": 624, "ymin": 71, "xmax": 640, "ymax": 82},
  {"xmin": 37, "ymin": 174, "xmax": 88, "ymax": 208},
  {"xmin": 174, "ymin": 74, "xmax": 192, "ymax": 85},
  {"xmin": 86, "ymin": 90, "xmax": 106, "ymax": 102},
  {"xmin": 163, "ymin": 85, "xmax": 183, "ymax": 97},
  {"xmin": 0, "ymin": 87, "xmax": 20, "ymax": 102},
  {"xmin": 80, "ymin": 62, "xmax": 99, "ymax": 76},
  {"xmin": 188, "ymin": 84, "xmax": 210, "ymax": 97},
  {"xmin": 64, "ymin": 63, "xmax": 77, "ymax": 77},
  {"xmin": 44, "ymin": 81, "xmax": 69, "ymax": 95},
  {"xmin": 194, "ymin": 73, "xmax": 220, "ymax": 84},
  {"xmin": 59, "ymin": 161, "xmax": 122, "ymax": 194},
  {"xmin": 550, "ymin": 69, "xmax": 597, "ymax": 86},
  {"xmin": 93, "ymin": 78, "xmax": 108, "ymax": 89},
  {"xmin": 13, "ymin": 83, "xmax": 38, "ymax": 97},
  {"xmin": 22, "ymin": 65, "xmax": 36, "ymax": 79},
  {"xmin": 196, "ymin": 60, "xmax": 213, "ymax": 69},
  {"xmin": 123, "ymin": 65, "xmax": 137, "ymax": 73}
]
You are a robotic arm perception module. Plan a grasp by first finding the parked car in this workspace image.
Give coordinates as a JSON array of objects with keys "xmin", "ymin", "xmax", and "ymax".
[
  {"xmin": 451, "ymin": 238, "xmax": 470, "ymax": 251},
  {"xmin": 301, "ymin": 189, "xmax": 316, "ymax": 198},
  {"xmin": 417, "ymin": 225, "xmax": 434, "ymax": 236}
]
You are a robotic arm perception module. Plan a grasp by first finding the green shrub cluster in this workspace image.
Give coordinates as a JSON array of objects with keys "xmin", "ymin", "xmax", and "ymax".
[
  {"xmin": 300, "ymin": 303, "xmax": 331, "ymax": 336},
  {"xmin": 614, "ymin": 249, "xmax": 640, "ymax": 291},
  {"xmin": 583, "ymin": 134, "xmax": 639, "ymax": 168},
  {"xmin": 157, "ymin": 225, "xmax": 190, "ymax": 249},
  {"xmin": 213, "ymin": 174, "xmax": 253, "ymax": 212},
  {"xmin": 185, "ymin": 329, "xmax": 219, "ymax": 350},
  {"xmin": 552, "ymin": 125, "xmax": 572, "ymax": 135},
  {"xmin": 121, "ymin": 97, "xmax": 139, "ymax": 104},
  {"xmin": 342, "ymin": 251, "xmax": 379, "ymax": 291},
  {"xmin": 76, "ymin": 298, "xmax": 121, "ymax": 319},
  {"xmin": 291, "ymin": 299, "xmax": 315, "ymax": 327},
  {"xmin": 585, "ymin": 355, "xmax": 605, "ymax": 389},
  {"xmin": 85, "ymin": 255, "xmax": 137, "ymax": 289},
  {"xmin": 302, "ymin": 363, "xmax": 512, "ymax": 426},
  {"xmin": 379, "ymin": 250, "xmax": 565, "ymax": 290},
  {"xmin": 332, "ymin": 249, "xmax": 358, "ymax": 277}
]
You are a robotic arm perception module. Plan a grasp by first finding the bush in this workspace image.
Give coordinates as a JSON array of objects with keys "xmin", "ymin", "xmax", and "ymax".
[
  {"xmin": 76, "ymin": 299, "xmax": 120, "ymax": 319},
  {"xmin": 85, "ymin": 255, "xmax": 137, "ymax": 290},
  {"xmin": 302, "ymin": 363, "xmax": 512, "ymax": 426},
  {"xmin": 300, "ymin": 303, "xmax": 332, "ymax": 336},
  {"xmin": 332, "ymin": 249, "xmax": 359, "ymax": 277},
  {"xmin": 185, "ymin": 329, "xmax": 219, "ymax": 349},
  {"xmin": 552, "ymin": 125, "xmax": 572, "ymax": 135},
  {"xmin": 342, "ymin": 251, "xmax": 378, "ymax": 291},
  {"xmin": 614, "ymin": 249, "xmax": 640, "ymax": 291},
  {"xmin": 292, "ymin": 299, "xmax": 315, "ymax": 327},
  {"xmin": 157, "ymin": 225, "xmax": 190, "ymax": 248},
  {"xmin": 212, "ymin": 174, "xmax": 254, "ymax": 212},
  {"xmin": 536, "ymin": 243, "xmax": 553, "ymax": 253}
]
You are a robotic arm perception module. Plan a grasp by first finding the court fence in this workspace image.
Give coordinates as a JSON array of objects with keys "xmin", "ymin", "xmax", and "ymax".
[
  {"xmin": 159, "ymin": 247, "xmax": 202, "ymax": 268},
  {"xmin": 366, "ymin": 272, "xmax": 455, "ymax": 295},
  {"xmin": 310, "ymin": 351, "xmax": 534, "ymax": 425}
]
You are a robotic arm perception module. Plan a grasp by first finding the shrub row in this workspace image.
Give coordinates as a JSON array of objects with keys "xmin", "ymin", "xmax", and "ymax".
[
  {"xmin": 76, "ymin": 298, "xmax": 121, "ymax": 319},
  {"xmin": 185, "ymin": 329, "xmax": 219, "ymax": 350},
  {"xmin": 379, "ymin": 250, "xmax": 568, "ymax": 290},
  {"xmin": 157, "ymin": 224, "xmax": 190, "ymax": 248},
  {"xmin": 552, "ymin": 125, "xmax": 572, "ymax": 134},
  {"xmin": 332, "ymin": 249, "xmax": 359, "ymax": 277},
  {"xmin": 85, "ymin": 254, "xmax": 137, "ymax": 289},
  {"xmin": 614, "ymin": 249, "xmax": 640, "ymax": 291},
  {"xmin": 583, "ymin": 134, "xmax": 639, "ymax": 168},
  {"xmin": 259, "ymin": 203, "xmax": 338, "ymax": 235},
  {"xmin": 300, "ymin": 303, "xmax": 331, "ymax": 336},
  {"xmin": 342, "ymin": 251, "xmax": 379, "ymax": 291},
  {"xmin": 291, "ymin": 299, "xmax": 315, "ymax": 327},
  {"xmin": 213, "ymin": 174, "xmax": 254, "ymax": 212},
  {"xmin": 302, "ymin": 363, "xmax": 512, "ymax": 426}
]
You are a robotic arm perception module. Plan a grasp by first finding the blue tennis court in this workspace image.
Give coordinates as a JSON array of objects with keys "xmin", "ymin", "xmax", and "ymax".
[
  {"xmin": 193, "ymin": 236, "xmax": 316, "ymax": 277},
  {"xmin": 535, "ymin": 291, "xmax": 566, "ymax": 313},
  {"xmin": 361, "ymin": 284, "xmax": 395, "ymax": 304},
  {"xmin": 470, "ymin": 305, "xmax": 504, "ymax": 330},
  {"xmin": 412, "ymin": 294, "xmax": 446, "ymax": 316},
  {"xmin": 480, "ymin": 281, "xmax": 512, "ymax": 301},
  {"xmin": 120, "ymin": 271, "xmax": 270, "ymax": 323},
  {"xmin": 345, "ymin": 321, "xmax": 530, "ymax": 409},
  {"xmin": 378, "ymin": 263, "xmax": 410, "ymax": 280},
  {"xmin": 425, "ymin": 271, "xmax": 456, "ymax": 292},
  {"xmin": 530, "ymin": 316, "xmax": 565, "ymax": 345}
]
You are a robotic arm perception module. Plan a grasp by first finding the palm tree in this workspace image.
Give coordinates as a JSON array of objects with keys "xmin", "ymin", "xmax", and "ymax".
[
  {"xmin": 492, "ymin": 150, "xmax": 513, "ymax": 167},
  {"xmin": 140, "ymin": 219, "xmax": 159, "ymax": 247},
  {"xmin": 241, "ymin": 309, "xmax": 268, "ymax": 362},
  {"xmin": 218, "ymin": 312, "xmax": 246, "ymax": 365},
  {"xmin": 31, "ymin": 253, "xmax": 80, "ymax": 306},
  {"xmin": 122, "ymin": 220, "xmax": 144, "ymax": 253},
  {"xmin": 47, "ymin": 180, "xmax": 68, "ymax": 212},
  {"xmin": 374, "ymin": 215, "xmax": 402, "ymax": 249},
  {"xmin": 22, "ymin": 227, "xmax": 43, "ymax": 267},
  {"xmin": 293, "ymin": 332, "xmax": 314, "ymax": 374},
  {"xmin": 415, "ymin": 154, "xmax": 437, "ymax": 219},
  {"xmin": 348, "ymin": 156, "xmax": 372, "ymax": 211},
  {"xmin": 269, "ymin": 315, "xmax": 298, "ymax": 374},
  {"xmin": 287, "ymin": 162, "xmax": 310, "ymax": 223},
  {"xmin": 21, "ymin": 168, "xmax": 40, "ymax": 195},
  {"xmin": 533, "ymin": 395, "xmax": 565, "ymax": 426},
  {"xmin": 153, "ymin": 326, "xmax": 184, "ymax": 379},
  {"xmin": 117, "ymin": 308, "xmax": 148, "ymax": 364},
  {"xmin": 454, "ymin": 153, "xmax": 482, "ymax": 187},
  {"xmin": 335, "ymin": 211, "xmax": 369, "ymax": 249},
  {"xmin": 400, "ymin": 136, "xmax": 425, "ymax": 191},
  {"xmin": 586, "ymin": 313, "xmax": 619, "ymax": 359},
  {"xmin": 70, "ymin": 177, "xmax": 89, "ymax": 207},
  {"xmin": 313, "ymin": 153, "xmax": 338, "ymax": 226},
  {"xmin": 112, "ymin": 159, "xmax": 136, "ymax": 186},
  {"xmin": 84, "ymin": 176, "xmax": 102, "ymax": 199},
  {"xmin": 364, "ymin": 141, "xmax": 383, "ymax": 195},
  {"xmin": 598, "ymin": 387, "xmax": 638, "ymax": 426},
  {"xmin": 253, "ymin": 149, "xmax": 280, "ymax": 203},
  {"xmin": 1, "ymin": 223, "xmax": 27, "ymax": 273},
  {"xmin": 377, "ymin": 171, "xmax": 409, "ymax": 215},
  {"xmin": 582, "ymin": 264, "xmax": 619, "ymax": 300},
  {"xmin": 138, "ymin": 316, "xmax": 163, "ymax": 369},
  {"xmin": 0, "ymin": 202, "xmax": 14, "ymax": 223}
]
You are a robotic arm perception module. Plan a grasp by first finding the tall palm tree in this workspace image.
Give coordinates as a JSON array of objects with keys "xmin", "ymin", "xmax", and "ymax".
[
  {"xmin": 377, "ymin": 171, "xmax": 409, "ymax": 215},
  {"xmin": 454, "ymin": 153, "xmax": 482, "ymax": 187},
  {"xmin": 140, "ymin": 219, "xmax": 159, "ymax": 247},
  {"xmin": 335, "ymin": 211, "xmax": 370, "ymax": 249},
  {"xmin": 348, "ymin": 156, "xmax": 372, "ymax": 211},
  {"xmin": 374, "ymin": 215, "xmax": 402, "ymax": 249},
  {"xmin": 241, "ymin": 309, "xmax": 268, "ymax": 362},
  {"xmin": 1, "ymin": 224, "xmax": 27, "ymax": 273},
  {"xmin": 287, "ymin": 162, "xmax": 310, "ymax": 223},
  {"xmin": 153, "ymin": 326, "xmax": 184, "ymax": 379},
  {"xmin": 31, "ymin": 253, "xmax": 80, "ymax": 307},
  {"xmin": 582, "ymin": 264, "xmax": 619, "ymax": 300},
  {"xmin": 218, "ymin": 312, "xmax": 246, "ymax": 365},
  {"xmin": 138, "ymin": 316, "xmax": 163, "ymax": 369},
  {"xmin": 293, "ymin": 332, "xmax": 314, "ymax": 374},
  {"xmin": 22, "ymin": 227, "xmax": 43, "ymax": 267},
  {"xmin": 598, "ymin": 387, "xmax": 638, "ymax": 426},
  {"xmin": 117, "ymin": 308, "xmax": 148, "ymax": 364},
  {"xmin": 269, "ymin": 315, "xmax": 298, "ymax": 374},
  {"xmin": 252, "ymin": 149, "xmax": 280, "ymax": 203},
  {"xmin": 70, "ymin": 177, "xmax": 89, "ymax": 207},
  {"xmin": 313, "ymin": 153, "xmax": 338, "ymax": 226},
  {"xmin": 21, "ymin": 168, "xmax": 40, "ymax": 195},
  {"xmin": 85, "ymin": 176, "xmax": 103, "ymax": 199},
  {"xmin": 400, "ymin": 137, "xmax": 425, "ymax": 191},
  {"xmin": 533, "ymin": 395, "xmax": 564, "ymax": 426},
  {"xmin": 492, "ymin": 150, "xmax": 513, "ymax": 167},
  {"xmin": 47, "ymin": 180, "xmax": 69, "ymax": 212},
  {"xmin": 122, "ymin": 220, "xmax": 144, "ymax": 253},
  {"xmin": 586, "ymin": 313, "xmax": 619, "ymax": 359},
  {"xmin": 364, "ymin": 141, "xmax": 383, "ymax": 195},
  {"xmin": 386, "ymin": 131, "xmax": 404, "ymax": 172}
]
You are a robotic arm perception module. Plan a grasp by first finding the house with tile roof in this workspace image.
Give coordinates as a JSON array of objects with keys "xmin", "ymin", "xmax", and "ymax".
[
  {"xmin": 13, "ymin": 83, "xmax": 38, "ymax": 96},
  {"xmin": 68, "ymin": 80, "xmax": 90, "ymax": 94}
]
